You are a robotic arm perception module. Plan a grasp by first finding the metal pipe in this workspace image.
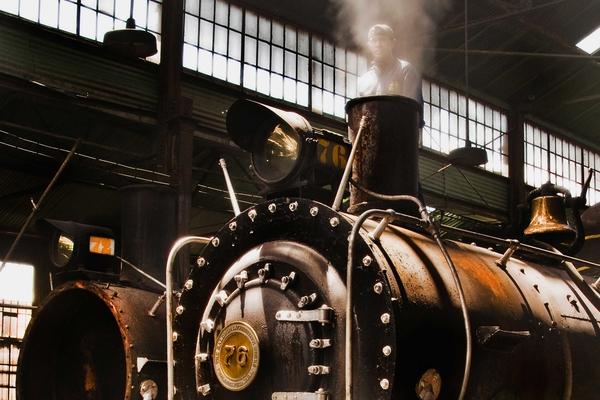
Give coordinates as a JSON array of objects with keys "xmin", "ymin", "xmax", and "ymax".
[
  {"xmin": 0, "ymin": 139, "xmax": 80, "ymax": 274},
  {"xmin": 333, "ymin": 116, "xmax": 367, "ymax": 211},
  {"xmin": 116, "ymin": 256, "xmax": 167, "ymax": 290},
  {"xmin": 430, "ymin": 48, "xmax": 600, "ymax": 60},
  {"xmin": 218, "ymin": 158, "xmax": 241, "ymax": 216},
  {"xmin": 166, "ymin": 235, "xmax": 211, "ymax": 400}
]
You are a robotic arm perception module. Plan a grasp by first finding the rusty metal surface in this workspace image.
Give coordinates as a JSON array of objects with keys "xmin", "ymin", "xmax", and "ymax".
[
  {"xmin": 346, "ymin": 96, "xmax": 421, "ymax": 215},
  {"xmin": 17, "ymin": 281, "xmax": 167, "ymax": 400}
]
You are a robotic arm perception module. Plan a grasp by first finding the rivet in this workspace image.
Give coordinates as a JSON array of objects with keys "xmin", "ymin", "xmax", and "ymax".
[
  {"xmin": 172, "ymin": 332, "xmax": 179, "ymax": 342},
  {"xmin": 310, "ymin": 206, "xmax": 319, "ymax": 216},
  {"xmin": 201, "ymin": 319, "xmax": 214, "ymax": 333},
  {"xmin": 268, "ymin": 203, "xmax": 277, "ymax": 213},
  {"xmin": 248, "ymin": 209, "xmax": 257, "ymax": 222},
  {"xmin": 196, "ymin": 257, "xmax": 206, "ymax": 268},
  {"xmin": 380, "ymin": 378, "xmax": 390, "ymax": 390},
  {"xmin": 215, "ymin": 290, "xmax": 228, "ymax": 306},
  {"xmin": 289, "ymin": 201, "xmax": 298, "ymax": 211},
  {"xmin": 211, "ymin": 237, "xmax": 220, "ymax": 247},
  {"xmin": 228, "ymin": 221, "xmax": 237, "ymax": 231},
  {"xmin": 382, "ymin": 345, "xmax": 392, "ymax": 356},
  {"xmin": 329, "ymin": 217, "xmax": 340, "ymax": 227},
  {"xmin": 184, "ymin": 279, "xmax": 194, "ymax": 290},
  {"xmin": 380, "ymin": 313, "xmax": 391, "ymax": 324},
  {"xmin": 373, "ymin": 282, "xmax": 383, "ymax": 294},
  {"xmin": 176, "ymin": 305, "xmax": 185, "ymax": 315},
  {"xmin": 362, "ymin": 255, "xmax": 373, "ymax": 266}
]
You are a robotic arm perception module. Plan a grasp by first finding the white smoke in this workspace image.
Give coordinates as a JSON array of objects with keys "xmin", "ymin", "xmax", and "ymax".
[{"xmin": 330, "ymin": 0, "xmax": 451, "ymax": 74}]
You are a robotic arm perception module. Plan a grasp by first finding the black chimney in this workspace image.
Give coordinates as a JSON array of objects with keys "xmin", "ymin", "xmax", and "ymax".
[{"xmin": 345, "ymin": 95, "xmax": 421, "ymax": 214}]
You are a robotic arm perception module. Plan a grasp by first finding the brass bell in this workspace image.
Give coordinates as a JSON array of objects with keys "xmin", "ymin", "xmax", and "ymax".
[{"xmin": 524, "ymin": 195, "xmax": 576, "ymax": 243}]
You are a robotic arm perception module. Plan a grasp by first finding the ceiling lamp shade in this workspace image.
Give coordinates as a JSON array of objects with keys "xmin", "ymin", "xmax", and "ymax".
[{"xmin": 103, "ymin": 17, "xmax": 157, "ymax": 58}]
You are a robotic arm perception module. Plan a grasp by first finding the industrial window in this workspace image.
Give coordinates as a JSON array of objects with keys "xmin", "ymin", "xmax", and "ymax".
[
  {"xmin": 0, "ymin": 0, "xmax": 162, "ymax": 63},
  {"xmin": 524, "ymin": 122, "xmax": 599, "ymax": 205},
  {"xmin": 0, "ymin": 262, "xmax": 34, "ymax": 400},
  {"xmin": 182, "ymin": 0, "xmax": 368, "ymax": 118},
  {"xmin": 422, "ymin": 80, "xmax": 509, "ymax": 177}
]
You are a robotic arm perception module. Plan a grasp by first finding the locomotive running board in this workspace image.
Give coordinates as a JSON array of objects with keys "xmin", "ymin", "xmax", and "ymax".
[{"xmin": 272, "ymin": 389, "xmax": 329, "ymax": 400}]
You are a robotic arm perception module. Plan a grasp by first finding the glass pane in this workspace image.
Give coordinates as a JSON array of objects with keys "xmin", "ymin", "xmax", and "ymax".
[
  {"xmin": 284, "ymin": 51, "xmax": 296, "ymax": 78},
  {"xmin": 323, "ymin": 65, "xmax": 334, "ymax": 91},
  {"xmin": 213, "ymin": 54, "xmax": 227, "ymax": 80},
  {"xmin": 346, "ymin": 74, "xmax": 357, "ymax": 98},
  {"xmin": 214, "ymin": 25, "xmax": 227, "ymax": 54},
  {"xmin": 298, "ymin": 30, "xmax": 309, "ymax": 55},
  {"xmin": 271, "ymin": 73, "xmax": 283, "ymax": 98},
  {"xmin": 229, "ymin": 30, "xmax": 241, "ymax": 60},
  {"xmin": 115, "ymin": 0, "xmax": 129, "ymax": 19},
  {"xmin": 312, "ymin": 60, "xmax": 322, "ymax": 87},
  {"xmin": 272, "ymin": 21, "xmax": 284, "ymax": 46},
  {"xmin": 198, "ymin": 48, "xmax": 213, "ymax": 74},
  {"xmin": 215, "ymin": 0, "xmax": 227, "ymax": 25},
  {"xmin": 19, "ymin": 0, "xmax": 39, "ymax": 22},
  {"xmin": 257, "ymin": 68, "xmax": 270, "ymax": 94},
  {"xmin": 297, "ymin": 82, "xmax": 309, "ymax": 106},
  {"xmin": 133, "ymin": 0, "xmax": 148, "ymax": 28},
  {"xmin": 243, "ymin": 64, "xmax": 257, "ymax": 90},
  {"xmin": 323, "ymin": 91, "xmax": 334, "ymax": 115},
  {"xmin": 148, "ymin": 1, "xmax": 161, "ymax": 33},
  {"xmin": 40, "ymin": 0, "xmax": 59, "ymax": 27},
  {"xmin": 183, "ymin": 43, "xmax": 198, "ymax": 70},
  {"xmin": 186, "ymin": 0, "xmax": 200, "ymax": 15},
  {"xmin": 312, "ymin": 37, "xmax": 322, "ymax": 61},
  {"xmin": 59, "ymin": 1, "xmax": 77, "ymax": 33},
  {"xmin": 271, "ymin": 46, "xmax": 283, "ymax": 74},
  {"xmin": 229, "ymin": 5, "xmax": 242, "ymax": 30},
  {"xmin": 244, "ymin": 36, "xmax": 257, "ymax": 64},
  {"xmin": 284, "ymin": 77, "xmax": 296, "ymax": 103},
  {"xmin": 199, "ymin": 20, "xmax": 213, "ymax": 50},
  {"xmin": 82, "ymin": 0, "xmax": 96, "ymax": 8},
  {"xmin": 323, "ymin": 41, "xmax": 334, "ymax": 65},
  {"xmin": 312, "ymin": 88, "xmax": 323, "ymax": 114},
  {"xmin": 99, "ymin": 0, "xmax": 114, "ymax": 14},
  {"xmin": 184, "ymin": 14, "xmax": 199, "ymax": 45},
  {"xmin": 245, "ymin": 11, "xmax": 257, "ymax": 36},
  {"xmin": 97, "ymin": 13, "xmax": 114, "ymax": 41},
  {"xmin": 259, "ymin": 16, "xmax": 270, "ymax": 41},
  {"xmin": 0, "ymin": 0, "xmax": 19, "ymax": 14},
  {"xmin": 285, "ymin": 26, "xmax": 296, "ymax": 51},
  {"xmin": 335, "ymin": 69, "xmax": 345, "ymax": 95},
  {"xmin": 200, "ymin": 0, "xmax": 214, "ymax": 20},
  {"xmin": 346, "ymin": 51, "xmax": 357, "ymax": 74},
  {"xmin": 80, "ymin": 8, "xmax": 97, "ymax": 40},
  {"xmin": 258, "ymin": 41, "xmax": 270, "ymax": 69},
  {"xmin": 298, "ymin": 56, "xmax": 308, "ymax": 82},
  {"xmin": 227, "ymin": 59, "xmax": 240, "ymax": 84}
]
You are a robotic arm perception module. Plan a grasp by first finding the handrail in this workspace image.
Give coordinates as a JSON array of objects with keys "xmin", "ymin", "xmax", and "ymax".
[{"xmin": 166, "ymin": 235, "xmax": 211, "ymax": 400}]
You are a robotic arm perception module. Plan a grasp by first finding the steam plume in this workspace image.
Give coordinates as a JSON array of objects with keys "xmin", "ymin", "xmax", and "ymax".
[{"xmin": 330, "ymin": 0, "xmax": 450, "ymax": 73}]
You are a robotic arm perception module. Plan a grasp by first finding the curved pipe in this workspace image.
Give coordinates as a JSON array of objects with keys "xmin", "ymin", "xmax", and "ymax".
[{"xmin": 166, "ymin": 235, "xmax": 211, "ymax": 400}]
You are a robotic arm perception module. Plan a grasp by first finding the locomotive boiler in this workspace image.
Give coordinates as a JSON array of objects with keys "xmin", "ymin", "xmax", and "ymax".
[{"xmin": 16, "ymin": 95, "xmax": 600, "ymax": 400}]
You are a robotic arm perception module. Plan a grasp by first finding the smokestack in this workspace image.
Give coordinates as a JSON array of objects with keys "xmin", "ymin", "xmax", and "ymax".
[
  {"xmin": 120, "ymin": 184, "xmax": 177, "ymax": 288},
  {"xmin": 346, "ymin": 95, "xmax": 421, "ymax": 214}
]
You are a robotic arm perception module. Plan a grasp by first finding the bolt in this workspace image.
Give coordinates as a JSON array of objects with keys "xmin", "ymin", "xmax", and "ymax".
[
  {"xmin": 197, "ymin": 384, "xmax": 211, "ymax": 396},
  {"xmin": 229, "ymin": 221, "xmax": 237, "ymax": 231},
  {"xmin": 211, "ymin": 237, "xmax": 220, "ymax": 247},
  {"xmin": 382, "ymin": 345, "xmax": 392, "ymax": 356},
  {"xmin": 373, "ymin": 282, "xmax": 383, "ymax": 294},
  {"xmin": 176, "ymin": 305, "xmax": 185, "ymax": 315},
  {"xmin": 380, "ymin": 313, "xmax": 391, "ymax": 324},
  {"xmin": 310, "ymin": 206, "xmax": 319, "ymax": 216},
  {"xmin": 362, "ymin": 255, "xmax": 373, "ymax": 266},
  {"xmin": 248, "ymin": 209, "xmax": 257, "ymax": 222},
  {"xmin": 380, "ymin": 378, "xmax": 390, "ymax": 390},
  {"xmin": 184, "ymin": 280, "xmax": 194, "ymax": 290},
  {"xmin": 172, "ymin": 332, "xmax": 179, "ymax": 342},
  {"xmin": 289, "ymin": 201, "xmax": 298, "ymax": 211},
  {"xmin": 268, "ymin": 203, "xmax": 277, "ymax": 213},
  {"xmin": 329, "ymin": 217, "xmax": 340, "ymax": 227},
  {"xmin": 196, "ymin": 257, "xmax": 206, "ymax": 268}
]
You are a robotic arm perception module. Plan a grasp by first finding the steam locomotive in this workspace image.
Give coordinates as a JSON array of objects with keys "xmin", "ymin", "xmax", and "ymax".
[{"xmin": 16, "ymin": 95, "xmax": 600, "ymax": 400}]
